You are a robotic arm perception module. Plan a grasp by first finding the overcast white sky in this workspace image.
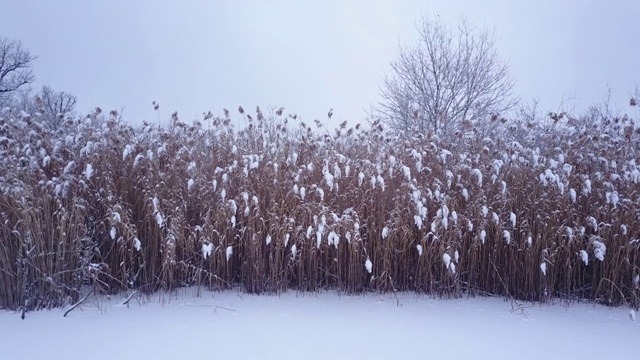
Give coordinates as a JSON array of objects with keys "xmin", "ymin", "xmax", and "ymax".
[{"xmin": 1, "ymin": 0, "xmax": 639, "ymax": 127}]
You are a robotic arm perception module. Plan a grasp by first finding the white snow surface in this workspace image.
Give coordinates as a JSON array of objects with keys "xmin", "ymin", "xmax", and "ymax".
[{"xmin": 1, "ymin": 291, "xmax": 638, "ymax": 360}]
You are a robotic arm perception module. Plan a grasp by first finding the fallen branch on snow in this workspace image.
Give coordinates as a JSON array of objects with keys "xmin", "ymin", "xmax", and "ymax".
[{"xmin": 63, "ymin": 289, "xmax": 93, "ymax": 317}]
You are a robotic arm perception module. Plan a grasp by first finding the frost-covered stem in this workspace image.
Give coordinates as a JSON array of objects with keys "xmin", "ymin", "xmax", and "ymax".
[
  {"xmin": 63, "ymin": 289, "xmax": 93, "ymax": 317},
  {"xmin": 121, "ymin": 290, "xmax": 138, "ymax": 308}
]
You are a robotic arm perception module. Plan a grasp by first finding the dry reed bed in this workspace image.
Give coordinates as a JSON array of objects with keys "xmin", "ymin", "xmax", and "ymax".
[{"xmin": 0, "ymin": 106, "xmax": 639, "ymax": 313}]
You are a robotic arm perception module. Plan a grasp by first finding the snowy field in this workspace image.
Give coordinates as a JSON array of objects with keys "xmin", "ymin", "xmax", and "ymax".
[{"xmin": 1, "ymin": 291, "xmax": 639, "ymax": 360}]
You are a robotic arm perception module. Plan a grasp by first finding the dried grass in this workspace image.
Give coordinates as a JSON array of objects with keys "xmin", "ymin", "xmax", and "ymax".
[{"xmin": 0, "ymin": 106, "xmax": 639, "ymax": 313}]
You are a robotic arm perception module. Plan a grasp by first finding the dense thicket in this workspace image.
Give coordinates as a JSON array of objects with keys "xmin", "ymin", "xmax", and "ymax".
[{"xmin": 1, "ymin": 106, "xmax": 639, "ymax": 313}]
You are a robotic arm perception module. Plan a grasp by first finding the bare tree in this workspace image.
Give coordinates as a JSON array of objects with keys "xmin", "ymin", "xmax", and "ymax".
[
  {"xmin": 375, "ymin": 15, "xmax": 515, "ymax": 136},
  {"xmin": 1, "ymin": 85, "xmax": 77, "ymax": 128},
  {"xmin": 39, "ymin": 85, "xmax": 77, "ymax": 121},
  {"xmin": 0, "ymin": 37, "xmax": 77, "ymax": 131},
  {"xmin": 0, "ymin": 37, "xmax": 36, "ymax": 94},
  {"xmin": 1, "ymin": 87, "xmax": 35, "ymax": 112}
]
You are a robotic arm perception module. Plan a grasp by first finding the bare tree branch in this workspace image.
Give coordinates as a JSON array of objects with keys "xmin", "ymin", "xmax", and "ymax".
[{"xmin": 0, "ymin": 37, "xmax": 36, "ymax": 94}]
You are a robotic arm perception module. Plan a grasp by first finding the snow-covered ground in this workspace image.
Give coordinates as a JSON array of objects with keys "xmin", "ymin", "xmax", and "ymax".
[{"xmin": 1, "ymin": 291, "xmax": 638, "ymax": 360}]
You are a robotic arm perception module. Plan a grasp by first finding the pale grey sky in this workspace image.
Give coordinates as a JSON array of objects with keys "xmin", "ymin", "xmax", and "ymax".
[{"xmin": 1, "ymin": 0, "xmax": 639, "ymax": 126}]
